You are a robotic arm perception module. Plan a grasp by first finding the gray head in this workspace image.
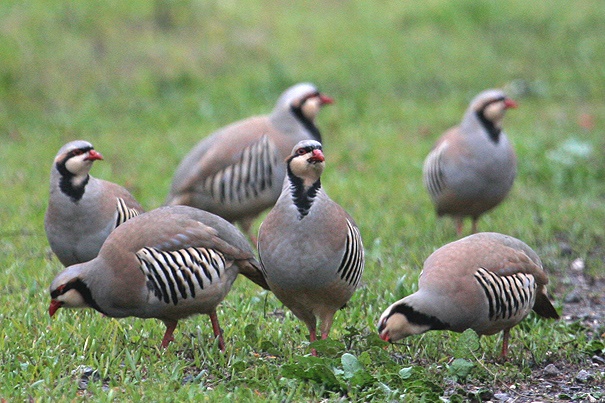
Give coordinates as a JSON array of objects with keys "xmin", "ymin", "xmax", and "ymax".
[
  {"xmin": 48, "ymin": 263, "xmax": 94, "ymax": 316},
  {"xmin": 378, "ymin": 297, "xmax": 448, "ymax": 343},
  {"xmin": 287, "ymin": 140, "xmax": 326, "ymax": 183},
  {"xmin": 469, "ymin": 89, "xmax": 517, "ymax": 127},
  {"xmin": 53, "ymin": 140, "xmax": 104, "ymax": 177},
  {"xmin": 273, "ymin": 82, "xmax": 334, "ymax": 122}
]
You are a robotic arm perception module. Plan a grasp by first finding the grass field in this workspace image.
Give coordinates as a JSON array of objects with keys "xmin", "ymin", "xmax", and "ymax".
[{"xmin": 1, "ymin": 1, "xmax": 604, "ymax": 401}]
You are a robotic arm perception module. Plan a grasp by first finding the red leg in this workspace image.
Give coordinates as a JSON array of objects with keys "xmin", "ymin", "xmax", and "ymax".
[
  {"xmin": 500, "ymin": 328, "xmax": 510, "ymax": 359},
  {"xmin": 456, "ymin": 218, "xmax": 464, "ymax": 236},
  {"xmin": 209, "ymin": 310, "xmax": 225, "ymax": 352},
  {"xmin": 471, "ymin": 218, "xmax": 479, "ymax": 234},
  {"xmin": 161, "ymin": 320, "xmax": 178, "ymax": 348},
  {"xmin": 310, "ymin": 331, "xmax": 318, "ymax": 356}
]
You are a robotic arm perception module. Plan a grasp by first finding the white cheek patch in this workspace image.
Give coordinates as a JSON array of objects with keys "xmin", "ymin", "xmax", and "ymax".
[
  {"xmin": 301, "ymin": 98, "xmax": 321, "ymax": 120},
  {"xmin": 59, "ymin": 289, "xmax": 87, "ymax": 308},
  {"xmin": 64, "ymin": 155, "xmax": 93, "ymax": 176},
  {"xmin": 386, "ymin": 313, "xmax": 411, "ymax": 337},
  {"xmin": 289, "ymin": 156, "xmax": 324, "ymax": 185},
  {"xmin": 381, "ymin": 311, "xmax": 431, "ymax": 342},
  {"xmin": 482, "ymin": 101, "xmax": 505, "ymax": 123},
  {"xmin": 289, "ymin": 157, "xmax": 309, "ymax": 175}
]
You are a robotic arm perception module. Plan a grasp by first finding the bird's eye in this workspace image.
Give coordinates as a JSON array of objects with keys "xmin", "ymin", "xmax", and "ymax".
[
  {"xmin": 296, "ymin": 148, "xmax": 307, "ymax": 155},
  {"xmin": 72, "ymin": 149, "xmax": 84, "ymax": 156},
  {"xmin": 50, "ymin": 283, "xmax": 67, "ymax": 299}
]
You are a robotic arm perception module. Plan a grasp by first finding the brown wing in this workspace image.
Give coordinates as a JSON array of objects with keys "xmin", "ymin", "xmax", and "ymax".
[{"xmin": 170, "ymin": 116, "xmax": 278, "ymax": 195}]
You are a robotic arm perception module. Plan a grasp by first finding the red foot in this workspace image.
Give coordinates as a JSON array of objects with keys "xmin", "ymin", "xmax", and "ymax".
[
  {"xmin": 161, "ymin": 321, "xmax": 178, "ymax": 348},
  {"xmin": 210, "ymin": 311, "xmax": 225, "ymax": 352}
]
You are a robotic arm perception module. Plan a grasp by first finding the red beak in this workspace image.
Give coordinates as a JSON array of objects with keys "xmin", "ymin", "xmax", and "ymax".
[
  {"xmin": 86, "ymin": 150, "xmax": 104, "ymax": 161},
  {"xmin": 504, "ymin": 98, "xmax": 518, "ymax": 109},
  {"xmin": 49, "ymin": 300, "xmax": 63, "ymax": 317},
  {"xmin": 319, "ymin": 94, "xmax": 334, "ymax": 105},
  {"xmin": 309, "ymin": 149, "xmax": 325, "ymax": 162},
  {"xmin": 379, "ymin": 331, "xmax": 390, "ymax": 342}
]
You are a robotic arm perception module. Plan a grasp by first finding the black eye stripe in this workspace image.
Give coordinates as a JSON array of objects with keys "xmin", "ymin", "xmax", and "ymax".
[
  {"xmin": 298, "ymin": 146, "xmax": 322, "ymax": 154},
  {"xmin": 389, "ymin": 302, "xmax": 449, "ymax": 330},
  {"xmin": 481, "ymin": 96, "xmax": 506, "ymax": 110},
  {"xmin": 50, "ymin": 279, "xmax": 107, "ymax": 315},
  {"xmin": 300, "ymin": 91, "xmax": 321, "ymax": 104},
  {"xmin": 67, "ymin": 147, "xmax": 94, "ymax": 158},
  {"xmin": 50, "ymin": 281, "xmax": 76, "ymax": 299}
]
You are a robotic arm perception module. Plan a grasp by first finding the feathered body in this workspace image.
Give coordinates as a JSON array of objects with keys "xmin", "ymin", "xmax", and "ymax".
[
  {"xmin": 49, "ymin": 205, "xmax": 268, "ymax": 349},
  {"xmin": 166, "ymin": 83, "xmax": 333, "ymax": 241},
  {"xmin": 378, "ymin": 232, "xmax": 558, "ymax": 357},
  {"xmin": 44, "ymin": 140, "xmax": 143, "ymax": 266},
  {"xmin": 258, "ymin": 140, "xmax": 364, "ymax": 352},
  {"xmin": 423, "ymin": 89, "xmax": 517, "ymax": 235}
]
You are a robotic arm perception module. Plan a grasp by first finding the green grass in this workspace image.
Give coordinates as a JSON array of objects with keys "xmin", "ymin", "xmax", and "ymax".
[{"xmin": 1, "ymin": 0, "xmax": 604, "ymax": 401}]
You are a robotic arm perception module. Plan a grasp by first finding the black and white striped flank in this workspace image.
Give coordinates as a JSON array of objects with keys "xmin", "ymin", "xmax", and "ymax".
[
  {"xmin": 474, "ymin": 267, "xmax": 537, "ymax": 322},
  {"xmin": 336, "ymin": 220, "xmax": 364, "ymax": 288},
  {"xmin": 136, "ymin": 246, "xmax": 227, "ymax": 305},
  {"xmin": 115, "ymin": 197, "xmax": 141, "ymax": 227},
  {"xmin": 423, "ymin": 143, "xmax": 447, "ymax": 201},
  {"xmin": 203, "ymin": 135, "xmax": 278, "ymax": 204}
]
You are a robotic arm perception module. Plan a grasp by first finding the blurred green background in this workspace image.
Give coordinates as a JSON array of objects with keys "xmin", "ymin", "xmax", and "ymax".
[{"xmin": 1, "ymin": 1, "xmax": 604, "ymax": 400}]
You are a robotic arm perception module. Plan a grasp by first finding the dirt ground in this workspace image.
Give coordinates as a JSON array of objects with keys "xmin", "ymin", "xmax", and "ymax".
[{"xmin": 452, "ymin": 251, "xmax": 605, "ymax": 403}]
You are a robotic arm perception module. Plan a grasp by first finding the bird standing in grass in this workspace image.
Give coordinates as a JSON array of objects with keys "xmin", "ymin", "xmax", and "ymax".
[
  {"xmin": 45, "ymin": 140, "xmax": 144, "ymax": 266},
  {"xmin": 258, "ymin": 140, "xmax": 364, "ymax": 355},
  {"xmin": 166, "ymin": 83, "xmax": 333, "ymax": 243},
  {"xmin": 49, "ymin": 205, "xmax": 269, "ymax": 351},
  {"xmin": 378, "ymin": 232, "xmax": 559, "ymax": 358},
  {"xmin": 423, "ymin": 89, "xmax": 517, "ymax": 236}
]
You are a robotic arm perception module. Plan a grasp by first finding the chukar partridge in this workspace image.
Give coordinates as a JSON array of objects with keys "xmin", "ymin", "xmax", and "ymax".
[
  {"xmin": 165, "ymin": 83, "xmax": 333, "ymax": 242},
  {"xmin": 423, "ymin": 89, "xmax": 517, "ymax": 236},
  {"xmin": 44, "ymin": 140, "xmax": 144, "ymax": 267},
  {"xmin": 378, "ymin": 232, "xmax": 559, "ymax": 358},
  {"xmin": 49, "ymin": 205, "xmax": 269, "ymax": 350},
  {"xmin": 257, "ymin": 140, "xmax": 364, "ymax": 354}
]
